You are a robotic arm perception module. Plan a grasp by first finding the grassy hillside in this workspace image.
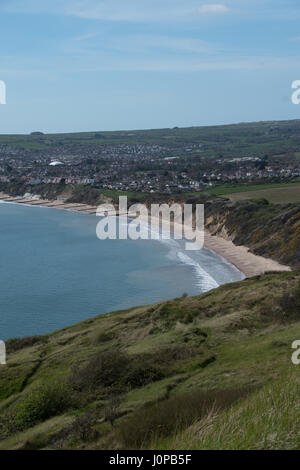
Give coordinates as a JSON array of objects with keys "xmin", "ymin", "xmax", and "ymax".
[
  {"xmin": 155, "ymin": 371, "xmax": 300, "ymax": 450},
  {"xmin": 2, "ymin": 119, "xmax": 300, "ymax": 157},
  {"xmin": 205, "ymin": 199, "xmax": 300, "ymax": 268},
  {"xmin": 0, "ymin": 270, "xmax": 299, "ymax": 450}
]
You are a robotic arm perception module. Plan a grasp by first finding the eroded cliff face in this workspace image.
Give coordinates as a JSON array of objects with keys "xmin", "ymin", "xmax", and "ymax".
[
  {"xmin": 204, "ymin": 199, "xmax": 300, "ymax": 268},
  {"xmin": 206, "ymin": 212, "xmax": 236, "ymax": 241}
]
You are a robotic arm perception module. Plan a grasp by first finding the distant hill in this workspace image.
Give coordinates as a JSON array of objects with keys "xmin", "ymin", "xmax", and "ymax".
[{"xmin": 1, "ymin": 118, "xmax": 300, "ymax": 158}]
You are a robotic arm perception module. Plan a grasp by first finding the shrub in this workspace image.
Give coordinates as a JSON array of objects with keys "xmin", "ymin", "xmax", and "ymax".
[
  {"xmin": 123, "ymin": 364, "xmax": 164, "ymax": 388},
  {"xmin": 277, "ymin": 283, "xmax": 300, "ymax": 322},
  {"xmin": 118, "ymin": 387, "xmax": 254, "ymax": 448},
  {"xmin": 151, "ymin": 345, "xmax": 196, "ymax": 364},
  {"xmin": 68, "ymin": 349, "xmax": 129, "ymax": 392},
  {"xmin": 104, "ymin": 395, "xmax": 122, "ymax": 427},
  {"xmin": 15, "ymin": 382, "xmax": 72, "ymax": 430},
  {"xmin": 0, "ymin": 412, "xmax": 18, "ymax": 438},
  {"xmin": 191, "ymin": 327, "xmax": 208, "ymax": 338},
  {"xmin": 94, "ymin": 331, "xmax": 114, "ymax": 344},
  {"xmin": 72, "ymin": 411, "xmax": 99, "ymax": 441},
  {"xmin": 69, "ymin": 349, "xmax": 167, "ymax": 394},
  {"xmin": 6, "ymin": 335, "xmax": 48, "ymax": 354}
]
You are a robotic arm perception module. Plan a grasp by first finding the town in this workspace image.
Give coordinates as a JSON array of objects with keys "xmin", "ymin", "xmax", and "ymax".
[{"xmin": 1, "ymin": 121, "xmax": 300, "ymax": 195}]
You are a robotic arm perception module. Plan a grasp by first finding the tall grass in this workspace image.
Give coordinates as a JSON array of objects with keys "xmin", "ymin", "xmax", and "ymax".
[
  {"xmin": 159, "ymin": 371, "xmax": 300, "ymax": 450},
  {"xmin": 118, "ymin": 387, "xmax": 253, "ymax": 449}
]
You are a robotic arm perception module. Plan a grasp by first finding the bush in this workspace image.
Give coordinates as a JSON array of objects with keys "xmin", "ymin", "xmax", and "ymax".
[
  {"xmin": 72, "ymin": 411, "xmax": 99, "ymax": 442},
  {"xmin": 6, "ymin": 335, "xmax": 48, "ymax": 354},
  {"xmin": 151, "ymin": 345, "xmax": 196, "ymax": 364},
  {"xmin": 0, "ymin": 412, "xmax": 18, "ymax": 438},
  {"xmin": 277, "ymin": 283, "xmax": 300, "ymax": 322},
  {"xmin": 118, "ymin": 387, "xmax": 254, "ymax": 448},
  {"xmin": 15, "ymin": 382, "xmax": 72, "ymax": 430},
  {"xmin": 69, "ymin": 349, "xmax": 165, "ymax": 393},
  {"xmin": 123, "ymin": 364, "xmax": 164, "ymax": 388},
  {"xmin": 104, "ymin": 395, "xmax": 122, "ymax": 427},
  {"xmin": 94, "ymin": 331, "xmax": 114, "ymax": 344},
  {"xmin": 68, "ymin": 349, "xmax": 129, "ymax": 392}
]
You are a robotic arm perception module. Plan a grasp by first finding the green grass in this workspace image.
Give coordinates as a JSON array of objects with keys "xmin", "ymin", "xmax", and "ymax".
[
  {"xmin": 100, "ymin": 189, "xmax": 150, "ymax": 201},
  {"xmin": 2, "ymin": 118, "xmax": 300, "ymax": 158},
  {"xmin": 224, "ymin": 185, "xmax": 300, "ymax": 204},
  {"xmin": 0, "ymin": 271, "xmax": 300, "ymax": 449},
  {"xmin": 156, "ymin": 370, "xmax": 300, "ymax": 450},
  {"xmin": 206, "ymin": 181, "xmax": 300, "ymax": 197}
]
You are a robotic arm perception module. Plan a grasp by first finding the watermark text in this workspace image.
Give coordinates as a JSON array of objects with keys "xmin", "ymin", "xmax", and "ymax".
[
  {"xmin": 0, "ymin": 80, "xmax": 6, "ymax": 105},
  {"xmin": 291, "ymin": 340, "xmax": 300, "ymax": 365},
  {"xmin": 96, "ymin": 197, "xmax": 204, "ymax": 251},
  {"xmin": 0, "ymin": 341, "xmax": 6, "ymax": 365}
]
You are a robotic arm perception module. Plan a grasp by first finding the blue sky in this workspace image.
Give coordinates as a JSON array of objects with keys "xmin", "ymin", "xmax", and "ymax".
[{"xmin": 0, "ymin": 0, "xmax": 300, "ymax": 133}]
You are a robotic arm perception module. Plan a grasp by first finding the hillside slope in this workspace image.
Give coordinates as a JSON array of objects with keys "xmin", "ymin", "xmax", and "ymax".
[
  {"xmin": 0, "ymin": 271, "xmax": 299, "ymax": 450},
  {"xmin": 205, "ymin": 199, "xmax": 300, "ymax": 268}
]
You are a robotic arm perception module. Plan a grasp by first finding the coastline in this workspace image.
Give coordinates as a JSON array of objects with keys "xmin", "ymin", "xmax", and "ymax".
[
  {"xmin": 0, "ymin": 193, "xmax": 291, "ymax": 278},
  {"xmin": 203, "ymin": 231, "xmax": 291, "ymax": 277},
  {"xmin": 134, "ymin": 213, "xmax": 291, "ymax": 278}
]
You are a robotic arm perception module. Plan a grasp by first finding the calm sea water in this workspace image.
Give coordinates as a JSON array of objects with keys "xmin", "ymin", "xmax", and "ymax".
[{"xmin": 0, "ymin": 202, "xmax": 244, "ymax": 340}]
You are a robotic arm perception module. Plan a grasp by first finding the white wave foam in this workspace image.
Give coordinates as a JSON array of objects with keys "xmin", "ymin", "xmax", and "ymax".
[
  {"xmin": 176, "ymin": 250, "xmax": 219, "ymax": 291},
  {"xmin": 205, "ymin": 246, "xmax": 245, "ymax": 280},
  {"xmin": 120, "ymin": 216, "xmax": 219, "ymax": 292}
]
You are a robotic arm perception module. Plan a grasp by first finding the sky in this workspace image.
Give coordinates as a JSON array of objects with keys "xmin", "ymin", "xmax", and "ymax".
[{"xmin": 0, "ymin": 0, "xmax": 300, "ymax": 133}]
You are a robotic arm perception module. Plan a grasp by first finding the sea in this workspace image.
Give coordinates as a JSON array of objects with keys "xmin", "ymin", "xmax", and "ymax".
[{"xmin": 0, "ymin": 201, "xmax": 244, "ymax": 340}]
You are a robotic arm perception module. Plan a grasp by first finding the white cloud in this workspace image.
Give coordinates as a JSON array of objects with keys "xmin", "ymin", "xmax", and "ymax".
[
  {"xmin": 198, "ymin": 4, "xmax": 229, "ymax": 14},
  {"xmin": 1, "ymin": 0, "xmax": 231, "ymax": 22}
]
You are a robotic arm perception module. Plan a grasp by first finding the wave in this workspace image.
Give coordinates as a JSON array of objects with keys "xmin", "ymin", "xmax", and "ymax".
[
  {"xmin": 120, "ymin": 216, "xmax": 219, "ymax": 292},
  {"xmin": 176, "ymin": 250, "xmax": 219, "ymax": 291}
]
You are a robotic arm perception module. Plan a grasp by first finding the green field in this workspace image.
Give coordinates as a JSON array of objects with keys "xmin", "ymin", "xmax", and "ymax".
[
  {"xmin": 223, "ymin": 184, "xmax": 300, "ymax": 203},
  {"xmin": 206, "ymin": 181, "xmax": 300, "ymax": 196}
]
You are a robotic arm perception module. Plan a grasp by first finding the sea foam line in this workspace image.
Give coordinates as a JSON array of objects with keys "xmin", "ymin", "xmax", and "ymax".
[{"xmin": 120, "ymin": 216, "xmax": 219, "ymax": 292}]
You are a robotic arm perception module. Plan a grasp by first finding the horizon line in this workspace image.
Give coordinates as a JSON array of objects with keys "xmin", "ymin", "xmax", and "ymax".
[{"xmin": 1, "ymin": 117, "xmax": 300, "ymax": 137}]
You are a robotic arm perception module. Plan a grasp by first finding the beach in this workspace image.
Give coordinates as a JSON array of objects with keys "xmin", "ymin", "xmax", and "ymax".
[
  {"xmin": 203, "ymin": 231, "xmax": 290, "ymax": 277},
  {"xmin": 0, "ymin": 193, "xmax": 291, "ymax": 278},
  {"xmin": 135, "ymin": 212, "xmax": 291, "ymax": 278}
]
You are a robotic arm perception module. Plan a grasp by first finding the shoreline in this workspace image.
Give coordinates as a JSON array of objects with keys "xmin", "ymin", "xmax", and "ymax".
[
  {"xmin": 134, "ymin": 213, "xmax": 291, "ymax": 278},
  {"xmin": 203, "ymin": 231, "xmax": 290, "ymax": 277},
  {"xmin": 0, "ymin": 193, "xmax": 291, "ymax": 278}
]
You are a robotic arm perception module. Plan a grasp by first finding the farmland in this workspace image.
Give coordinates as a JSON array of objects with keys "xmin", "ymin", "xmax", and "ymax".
[{"xmin": 222, "ymin": 184, "xmax": 300, "ymax": 204}]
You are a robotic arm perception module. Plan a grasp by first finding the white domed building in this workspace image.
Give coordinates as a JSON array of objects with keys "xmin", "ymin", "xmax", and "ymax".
[{"xmin": 49, "ymin": 161, "xmax": 64, "ymax": 166}]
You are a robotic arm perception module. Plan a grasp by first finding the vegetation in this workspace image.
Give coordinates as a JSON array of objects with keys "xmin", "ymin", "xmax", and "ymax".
[
  {"xmin": 157, "ymin": 371, "xmax": 300, "ymax": 450},
  {"xmin": 205, "ymin": 198, "xmax": 300, "ymax": 268},
  {"xmin": 118, "ymin": 387, "xmax": 253, "ymax": 448},
  {"xmin": 0, "ymin": 270, "xmax": 300, "ymax": 449},
  {"xmin": 2, "ymin": 119, "xmax": 300, "ymax": 158},
  {"xmin": 223, "ymin": 184, "xmax": 300, "ymax": 204}
]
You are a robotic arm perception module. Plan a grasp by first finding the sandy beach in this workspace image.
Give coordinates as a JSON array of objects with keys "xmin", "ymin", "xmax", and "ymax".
[
  {"xmin": 203, "ymin": 231, "xmax": 290, "ymax": 277},
  {"xmin": 134, "ymin": 212, "xmax": 291, "ymax": 278},
  {"xmin": 0, "ymin": 193, "xmax": 291, "ymax": 278}
]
